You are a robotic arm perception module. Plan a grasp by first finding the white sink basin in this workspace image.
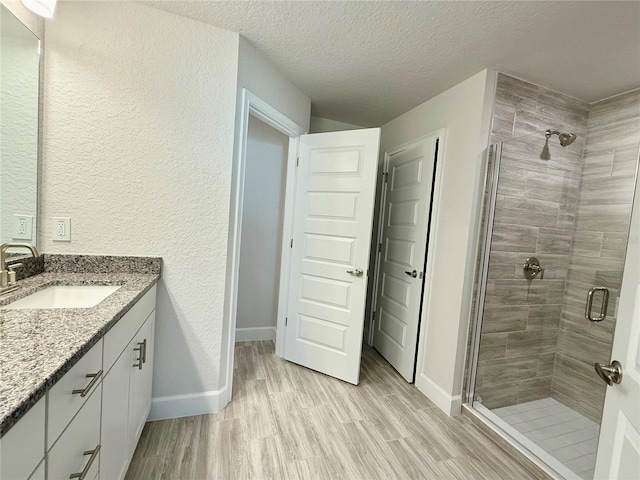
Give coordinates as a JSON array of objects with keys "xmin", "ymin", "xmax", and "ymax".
[{"xmin": 2, "ymin": 285, "xmax": 121, "ymax": 309}]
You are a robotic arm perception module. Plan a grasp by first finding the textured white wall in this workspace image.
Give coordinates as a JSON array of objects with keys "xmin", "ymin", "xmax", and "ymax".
[
  {"xmin": 309, "ymin": 116, "xmax": 363, "ymax": 133},
  {"xmin": 236, "ymin": 115, "xmax": 288, "ymax": 330},
  {"xmin": 374, "ymin": 70, "xmax": 495, "ymax": 412},
  {"xmin": 237, "ymin": 37, "xmax": 311, "ymax": 132},
  {"xmin": 0, "ymin": 14, "xmax": 39, "ymax": 243},
  {"xmin": 41, "ymin": 1, "xmax": 239, "ymax": 399}
]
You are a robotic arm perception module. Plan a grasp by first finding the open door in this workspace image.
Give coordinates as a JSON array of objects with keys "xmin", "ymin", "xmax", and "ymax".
[
  {"xmin": 284, "ymin": 128, "xmax": 380, "ymax": 384},
  {"xmin": 594, "ymin": 174, "xmax": 640, "ymax": 479},
  {"xmin": 372, "ymin": 134, "xmax": 439, "ymax": 382}
]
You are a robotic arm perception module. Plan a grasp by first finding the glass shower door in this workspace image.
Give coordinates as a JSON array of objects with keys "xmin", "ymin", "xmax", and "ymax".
[{"xmin": 468, "ymin": 124, "xmax": 638, "ymax": 480}]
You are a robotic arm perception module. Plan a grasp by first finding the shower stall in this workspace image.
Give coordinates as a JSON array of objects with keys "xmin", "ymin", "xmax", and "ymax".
[{"xmin": 466, "ymin": 77, "xmax": 640, "ymax": 480}]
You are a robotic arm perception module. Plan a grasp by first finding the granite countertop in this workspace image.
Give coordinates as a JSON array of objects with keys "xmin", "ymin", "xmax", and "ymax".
[{"xmin": 0, "ymin": 256, "xmax": 161, "ymax": 438}]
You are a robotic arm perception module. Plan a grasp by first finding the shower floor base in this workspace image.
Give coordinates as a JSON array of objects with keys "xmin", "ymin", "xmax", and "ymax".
[{"xmin": 493, "ymin": 398, "xmax": 599, "ymax": 480}]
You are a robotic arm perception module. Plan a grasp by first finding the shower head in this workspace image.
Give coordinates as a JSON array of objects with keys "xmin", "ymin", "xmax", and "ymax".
[
  {"xmin": 545, "ymin": 129, "xmax": 577, "ymax": 147},
  {"xmin": 540, "ymin": 129, "xmax": 577, "ymax": 159},
  {"xmin": 558, "ymin": 132, "xmax": 577, "ymax": 147}
]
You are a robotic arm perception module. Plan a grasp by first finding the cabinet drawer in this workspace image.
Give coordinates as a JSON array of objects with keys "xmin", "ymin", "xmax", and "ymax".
[
  {"xmin": 0, "ymin": 397, "xmax": 45, "ymax": 480},
  {"xmin": 48, "ymin": 339, "xmax": 103, "ymax": 447},
  {"xmin": 104, "ymin": 286, "xmax": 156, "ymax": 374},
  {"xmin": 48, "ymin": 385, "xmax": 101, "ymax": 480}
]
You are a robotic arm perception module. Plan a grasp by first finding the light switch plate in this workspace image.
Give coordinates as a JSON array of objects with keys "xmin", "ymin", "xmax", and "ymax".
[
  {"xmin": 53, "ymin": 217, "xmax": 71, "ymax": 241},
  {"xmin": 12, "ymin": 214, "xmax": 33, "ymax": 240}
]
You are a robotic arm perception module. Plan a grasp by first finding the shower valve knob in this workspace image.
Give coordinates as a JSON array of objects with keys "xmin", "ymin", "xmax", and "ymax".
[{"xmin": 523, "ymin": 257, "xmax": 544, "ymax": 280}]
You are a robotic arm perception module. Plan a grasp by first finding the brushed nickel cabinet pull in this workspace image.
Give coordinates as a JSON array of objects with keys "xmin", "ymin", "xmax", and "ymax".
[
  {"xmin": 133, "ymin": 341, "xmax": 145, "ymax": 370},
  {"xmin": 71, "ymin": 370, "xmax": 103, "ymax": 397},
  {"xmin": 141, "ymin": 338, "xmax": 147, "ymax": 364},
  {"xmin": 69, "ymin": 444, "xmax": 100, "ymax": 479}
]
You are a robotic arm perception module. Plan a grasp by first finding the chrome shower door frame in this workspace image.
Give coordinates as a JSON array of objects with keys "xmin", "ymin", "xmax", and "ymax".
[{"xmin": 465, "ymin": 143, "xmax": 502, "ymax": 405}]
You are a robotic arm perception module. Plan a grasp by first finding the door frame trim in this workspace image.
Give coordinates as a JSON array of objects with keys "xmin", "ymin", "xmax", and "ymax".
[
  {"xmin": 369, "ymin": 129, "xmax": 446, "ymax": 383},
  {"xmin": 224, "ymin": 89, "xmax": 306, "ymax": 402}
]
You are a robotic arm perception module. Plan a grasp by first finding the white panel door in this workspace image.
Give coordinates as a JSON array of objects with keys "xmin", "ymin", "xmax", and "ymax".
[
  {"xmin": 285, "ymin": 128, "xmax": 380, "ymax": 384},
  {"xmin": 594, "ymin": 174, "xmax": 640, "ymax": 479},
  {"xmin": 373, "ymin": 134, "xmax": 438, "ymax": 382}
]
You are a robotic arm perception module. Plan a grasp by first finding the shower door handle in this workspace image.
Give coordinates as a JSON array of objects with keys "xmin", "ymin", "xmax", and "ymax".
[
  {"xmin": 585, "ymin": 287, "xmax": 609, "ymax": 322},
  {"xmin": 595, "ymin": 360, "xmax": 622, "ymax": 386}
]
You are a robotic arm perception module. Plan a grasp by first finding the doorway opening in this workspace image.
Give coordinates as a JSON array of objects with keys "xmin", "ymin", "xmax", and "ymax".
[
  {"xmin": 235, "ymin": 115, "xmax": 290, "ymax": 344},
  {"xmin": 224, "ymin": 90, "xmax": 305, "ymax": 402}
]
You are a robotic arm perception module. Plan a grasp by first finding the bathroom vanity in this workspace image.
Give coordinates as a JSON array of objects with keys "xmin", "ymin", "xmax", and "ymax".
[{"xmin": 0, "ymin": 255, "xmax": 161, "ymax": 480}]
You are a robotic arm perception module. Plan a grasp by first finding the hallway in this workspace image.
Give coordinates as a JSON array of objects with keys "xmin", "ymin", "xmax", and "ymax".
[{"xmin": 125, "ymin": 341, "xmax": 549, "ymax": 479}]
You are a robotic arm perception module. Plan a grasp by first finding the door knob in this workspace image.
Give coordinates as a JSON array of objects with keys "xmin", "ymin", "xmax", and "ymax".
[
  {"xmin": 595, "ymin": 360, "xmax": 622, "ymax": 386},
  {"xmin": 405, "ymin": 270, "xmax": 418, "ymax": 278},
  {"xmin": 347, "ymin": 268, "xmax": 364, "ymax": 276}
]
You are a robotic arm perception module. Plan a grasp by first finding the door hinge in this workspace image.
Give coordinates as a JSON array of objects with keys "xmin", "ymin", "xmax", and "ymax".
[
  {"xmin": 296, "ymin": 157, "xmax": 299, "ymax": 167},
  {"xmin": 290, "ymin": 238, "xmax": 293, "ymax": 248},
  {"xmin": 378, "ymin": 242, "xmax": 382, "ymax": 253},
  {"xmin": 383, "ymin": 172, "xmax": 388, "ymax": 183},
  {"xmin": 285, "ymin": 317, "xmax": 288, "ymax": 326}
]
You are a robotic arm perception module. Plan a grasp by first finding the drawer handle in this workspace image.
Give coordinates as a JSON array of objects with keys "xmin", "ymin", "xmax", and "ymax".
[
  {"xmin": 71, "ymin": 370, "xmax": 103, "ymax": 397},
  {"xmin": 141, "ymin": 338, "xmax": 147, "ymax": 364},
  {"xmin": 70, "ymin": 444, "xmax": 100, "ymax": 479},
  {"xmin": 133, "ymin": 340, "xmax": 146, "ymax": 370}
]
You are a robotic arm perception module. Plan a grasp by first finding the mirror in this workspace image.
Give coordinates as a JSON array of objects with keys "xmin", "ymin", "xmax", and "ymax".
[{"xmin": 0, "ymin": 4, "xmax": 40, "ymax": 251}]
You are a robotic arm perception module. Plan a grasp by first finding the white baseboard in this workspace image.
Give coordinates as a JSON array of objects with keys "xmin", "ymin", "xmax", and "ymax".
[
  {"xmin": 416, "ymin": 373, "xmax": 462, "ymax": 416},
  {"xmin": 235, "ymin": 326, "xmax": 276, "ymax": 342},
  {"xmin": 148, "ymin": 387, "xmax": 229, "ymax": 421}
]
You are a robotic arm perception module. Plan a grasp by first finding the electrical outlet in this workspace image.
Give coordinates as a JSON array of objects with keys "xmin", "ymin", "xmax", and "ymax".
[
  {"xmin": 53, "ymin": 217, "xmax": 71, "ymax": 241},
  {"xmin": 12, "ymin": 215, "xmax": 33, "ymax": 240}
]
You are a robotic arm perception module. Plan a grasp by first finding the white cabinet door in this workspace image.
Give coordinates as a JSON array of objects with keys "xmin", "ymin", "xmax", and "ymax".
[
  {"xmin": 594, "ymin": 174, "xmax": 640, "ymax": 479},
  {"xmin": 373, "ymin": 134, "xmax": 438, "ymax": 382},
  {"xmin": 285, "ymin": 128, "xmax": 380, "ymax": 384},
  {"xmin": 128, "ymin": 313, "xmax": 155, "ymax": 450},
  {"xmin": 101, "ymin": 341, "xmax": 132, "ymax": 480},
  {"xmin": 48, "ymin": 386, "xmax": 101, "ymax": 480},
  {"xmin": 0, "ymin": 398, "xmax": 45, "ymax": 480}
]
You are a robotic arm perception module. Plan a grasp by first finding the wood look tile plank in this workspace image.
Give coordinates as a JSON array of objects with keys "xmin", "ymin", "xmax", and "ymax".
[
  {"xmin": 261, "ymin": 353, "xmax": 295, "ymax": 394},
  {"xmin": 385, "ymin": 437, "xmax": 447, "ymax": 479},
  {"xmin": 194, "ymin": 416, "xmax": 249, "ymax": 480},
  {"xmin": 126, "ymin": 341, "xmax": 548, "ymax": 480},
  {"xmin": 269, "ymin": 390, "xmax": 320, "ymax": 462},
  {"xmin": 343, "ymin": 420, "xmax": 408, "ymax": 480},
  {"xmin": 160, "ymin": 415, "xmax": 202, "ymax": 480},
  {"xmin": 249, "ymin": 436, "xmax": 290, "ymax": 480},
  {"xmin": 306, "ymin": 403, "xmax": 366, "ymax": 479},
  {"xmin": 284, "ymin": 457, "xmax": 331, "ymax": 480}
]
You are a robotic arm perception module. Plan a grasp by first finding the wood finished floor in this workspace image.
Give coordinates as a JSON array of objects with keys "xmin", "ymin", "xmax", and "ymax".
[{"xmin": 125, "ymin": 341, "xmax": 548, "ymax": 479}]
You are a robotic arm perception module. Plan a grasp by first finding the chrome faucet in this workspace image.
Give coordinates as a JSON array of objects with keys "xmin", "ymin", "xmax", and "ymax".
[{"xmin": 1, "ymin": 243, "xmax": 39, "ymax": 295}]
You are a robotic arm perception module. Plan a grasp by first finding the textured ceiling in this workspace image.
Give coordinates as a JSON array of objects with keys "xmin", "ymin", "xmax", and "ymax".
[{"xmin": 144, "ymin": 1, "xmax": 640, "ymax": 126}]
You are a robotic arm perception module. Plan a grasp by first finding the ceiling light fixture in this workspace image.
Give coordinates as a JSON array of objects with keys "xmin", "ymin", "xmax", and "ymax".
[{"xmin": 21, "ymin": 0, "xmax": 57, "ymax": 18}]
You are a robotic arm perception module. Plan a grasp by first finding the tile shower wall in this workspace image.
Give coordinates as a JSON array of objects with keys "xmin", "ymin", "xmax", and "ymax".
[
  {"xmin": 475, "ymin": 74, "xmax": 589, "ymax": 408},
  {"xmin": 553, "ymin": 89, "xmax": 640, "ymax": 423}
]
